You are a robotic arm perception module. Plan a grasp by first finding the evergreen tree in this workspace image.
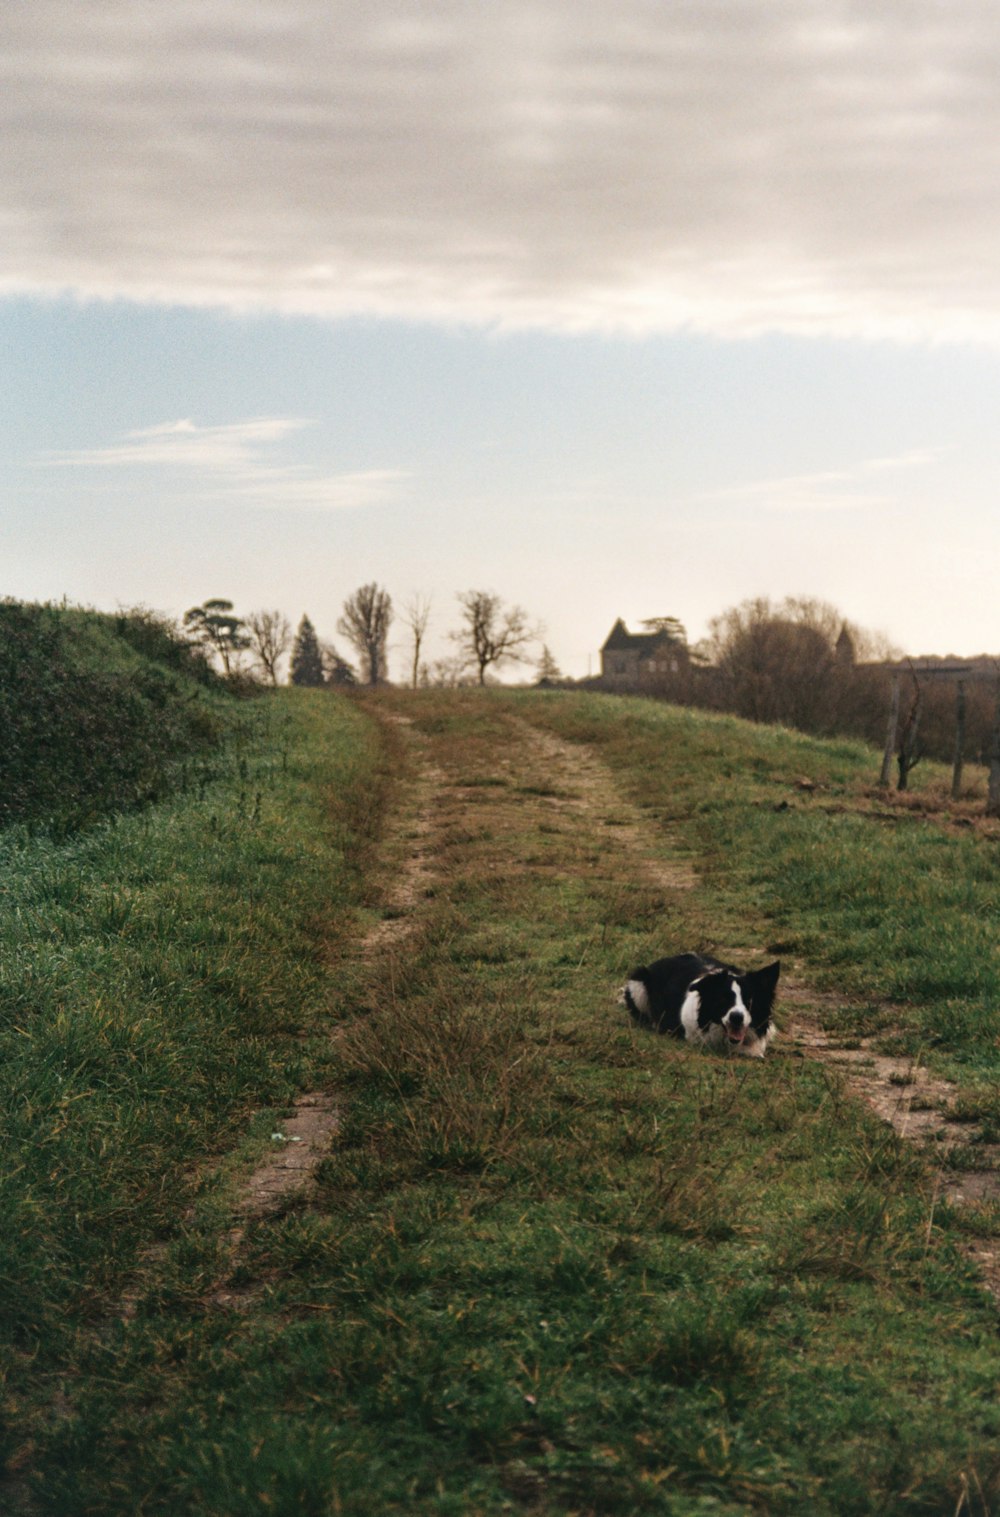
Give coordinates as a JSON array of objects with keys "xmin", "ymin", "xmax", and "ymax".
[
  {"xmin": 183, "ymin": 598, "xmax": 250, "ymax": 675},
  {"xmin": 640, "ymin": 616, "xmax": 688, "ymax": 645},
  {"xmin": 289, "ymin": 614, "xmax": 325, "ymax": 687},
  {"xmin": 320, "ymin": 641, "xmax": 358, "ymax": 686},
  {"xmin": 536, "ymin": 644, "xmax": 563, "ymax": 684}
]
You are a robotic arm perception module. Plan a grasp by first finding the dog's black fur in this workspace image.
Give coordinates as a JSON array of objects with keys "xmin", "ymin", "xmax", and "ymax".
[{"xmin": 620, "ymin": 952, "xmax": 780, "ymax": 1058}]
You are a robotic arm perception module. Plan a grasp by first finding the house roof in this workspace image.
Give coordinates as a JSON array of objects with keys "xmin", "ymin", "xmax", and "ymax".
[{"xmin": 601, "ymin": 619, "xmax": 678, "ymax": 654}]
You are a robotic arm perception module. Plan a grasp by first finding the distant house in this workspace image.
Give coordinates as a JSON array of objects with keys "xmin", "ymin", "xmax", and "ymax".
[{"xmin": 600, "ymin": 619, "xmax": 689, "ymax": 686}]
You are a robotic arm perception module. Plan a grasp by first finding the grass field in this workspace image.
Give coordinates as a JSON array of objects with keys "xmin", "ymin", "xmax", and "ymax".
[
  {"xmin": 4, "ymin": 686, "xmax": 1000, "ymax": 1515},
  {"xmin": 515, "ymin": 691, "xmax": 1000, "ymax": 1082}
]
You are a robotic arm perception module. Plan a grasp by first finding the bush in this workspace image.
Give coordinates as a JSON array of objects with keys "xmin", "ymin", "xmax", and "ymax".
[
  {"xmin": 0, "ymin": 600, "xmax": 229, "ymax": 832},
  {"xmin": 111, "ymin": 605, "xmax": 219, "ymax": 686}
]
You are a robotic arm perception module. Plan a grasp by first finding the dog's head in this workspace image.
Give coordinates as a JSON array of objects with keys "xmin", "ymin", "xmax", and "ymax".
[{"xmin": 696, "ymin": 961, "xmax": 780, "ymax": 1048}]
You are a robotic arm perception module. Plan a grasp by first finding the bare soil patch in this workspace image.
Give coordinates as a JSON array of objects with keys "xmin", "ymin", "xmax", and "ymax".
[
  {"xmin": 776, "ymin": 984, "xmax": 1000, "ymax": 1298},
  {"xmin": 514, "ymin": 720, "xmax": 700, "ymax": 893},
  {"xmin": 230, "ymin": 1092, "xmax": 341, "ymax": 1222}
]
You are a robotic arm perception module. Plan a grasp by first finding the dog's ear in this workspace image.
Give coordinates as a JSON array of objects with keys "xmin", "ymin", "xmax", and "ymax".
[{"xmin": 744, "ymin": 960, "xmax": 780, "ymax": 1009}]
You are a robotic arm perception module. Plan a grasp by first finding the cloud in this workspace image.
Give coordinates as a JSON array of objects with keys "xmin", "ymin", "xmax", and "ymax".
[
  {"xmin": 210, "ymin": 467, "xmax": 410, "ymax": 512},
  {"xmin": 47, "ymin": 417, "xmax": 311, "ymax": 469},
  {"xmin": 701, "ymin": 447, "xmax": 945, "ymax": 513},
  {"xmin": 5, "ymin": 2, "xmax": 1000, "ymax": 338},
  {"xmin": 42, "ymin": 417, "xmax": 408, "ymax": 510}
]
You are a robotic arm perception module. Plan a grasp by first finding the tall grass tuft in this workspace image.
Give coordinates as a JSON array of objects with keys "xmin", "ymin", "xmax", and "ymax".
[{"xmin": 338, "ymin": 949, "xmax": 553, "ymax": 1175}]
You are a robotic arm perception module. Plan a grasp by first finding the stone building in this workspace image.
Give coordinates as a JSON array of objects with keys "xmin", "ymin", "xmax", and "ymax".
[{"xmin": 599, "ymin": 619, "xmax": 688, "ymax": 686}]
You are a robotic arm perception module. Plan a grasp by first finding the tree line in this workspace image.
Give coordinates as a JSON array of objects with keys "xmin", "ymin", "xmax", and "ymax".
[
  {"xmin": 183, "ymin": 586, "xmax": 1000, "ymax": 808},
  {"xmin": 183, "ymin": 587, "xmax": 545, "ymax": 691},
  {"xmin": 616, "ymin": 594, "xmax": 1000, "ymax": 810}
]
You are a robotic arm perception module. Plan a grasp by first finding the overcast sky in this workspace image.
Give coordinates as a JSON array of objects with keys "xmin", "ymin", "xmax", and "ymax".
[{"xmin": 3, "ymin": 0, "xmax": 1000, "ymax": 677}]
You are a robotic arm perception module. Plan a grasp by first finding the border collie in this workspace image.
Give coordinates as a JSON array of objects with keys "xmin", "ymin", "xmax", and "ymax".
[{"xmin": 619, "ymin": 952, "xmax": 780, "ymax": 1059}]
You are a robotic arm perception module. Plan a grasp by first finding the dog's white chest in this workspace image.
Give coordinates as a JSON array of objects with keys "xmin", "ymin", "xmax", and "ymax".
[{"xmin": 679, "ymin": 987, "xmax": 704, "ymax": 1041}]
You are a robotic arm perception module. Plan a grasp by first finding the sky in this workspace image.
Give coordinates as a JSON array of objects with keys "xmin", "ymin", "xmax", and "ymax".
[{"xmin": 3, "ymin": 0, "xmax": 1000, "ymax": 681}]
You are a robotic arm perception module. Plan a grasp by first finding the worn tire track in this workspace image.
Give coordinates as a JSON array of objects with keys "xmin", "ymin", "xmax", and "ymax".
[{"xmin": 220, "ymin": 701, "xmax": 1000, "ymax": 1302}]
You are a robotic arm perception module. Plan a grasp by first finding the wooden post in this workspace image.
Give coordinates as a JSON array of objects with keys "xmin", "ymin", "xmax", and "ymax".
[
  {"xmin": 879, "ymin": 673, "xmax": 900, "ymax": 789},
  {"xmin": 896, "ymin": 678, "xmax": 923, "ymax": 792},
  {"xmin": 951, "ymin": 679, "xmax": 966, "ymax": 801},
  {"xmin": 987, "ymin": 679, "xmax": 1000, "ymax": 818}
]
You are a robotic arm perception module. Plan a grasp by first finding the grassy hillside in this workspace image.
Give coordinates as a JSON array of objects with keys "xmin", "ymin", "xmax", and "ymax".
[
  {"xmin": 5, "ymin": 686, "xmax": 1000, "ymax": 1515},
  {"xmin": 0, "ymin": 601, "xmax": 230, "ymax": 833},
  {"xmin": 0, "ymin": 687, "xmax": 390, "ymax": 1498}
]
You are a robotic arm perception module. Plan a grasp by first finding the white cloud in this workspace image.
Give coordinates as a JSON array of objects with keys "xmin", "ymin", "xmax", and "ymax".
[
  {"xmin": 47, "ymin": 417, "xmax": 310, "ymax": 469},
  {"xmin": 41, "ymin": 417, "xmax": 408, "ymax": 511},
  {"xmin": 5, "ymin": 2, "xmax": 1000, "ymax": 338},
  {"xmin": 865, "ymin": 447, "xmax": 949, "ymax": 473},
  {"xmin": 701, "ymin": 447, "xmax": 944, "ymax": 513},
  {"xmin": 210, "ymin": 467, "xmax": 410, "ymax": 511}
]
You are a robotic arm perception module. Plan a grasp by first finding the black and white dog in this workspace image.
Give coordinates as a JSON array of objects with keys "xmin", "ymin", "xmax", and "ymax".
[{"xmin": 619, "ymin": 952, "xmax": 780, "ymax": 1059}]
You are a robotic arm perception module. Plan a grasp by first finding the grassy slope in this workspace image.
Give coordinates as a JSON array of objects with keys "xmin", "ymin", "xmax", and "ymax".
[
  {"xmin": 1, "ymin": 690, "xmax": 389, "ymax": 1492},
  {"xmin": 0, "ymin": 602, "xmax": 228, "ymax": 832},
  {"xmin": 6, "ymin": 687, "xmax": 1000, "ymax": 1516}
]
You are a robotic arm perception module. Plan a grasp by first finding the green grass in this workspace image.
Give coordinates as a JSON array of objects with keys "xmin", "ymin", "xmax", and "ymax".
[
  {"xmin": 512, "ymin": 689, "xmax": 1000, "ymax": 1077},
  {"xmin": 0, "ymin": 601, "xmax": 229, "ymax": 832},
  {"xmin": 0, "ymin": 690, "xmax": 389, "ymax": 1478},
  {"xmin": 6, "ymin": 687, "xmax": 1000, "ymax": 1515}
]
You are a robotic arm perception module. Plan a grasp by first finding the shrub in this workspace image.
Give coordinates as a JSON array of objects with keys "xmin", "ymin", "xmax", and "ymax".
[{"xmin": 0, "ymin": 600, "xmax": 229, "ymax": 832}]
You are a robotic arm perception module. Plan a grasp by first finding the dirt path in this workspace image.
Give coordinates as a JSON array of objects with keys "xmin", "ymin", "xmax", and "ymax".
[
  {"xmin": 219, "ymin": 709, "xmax": 696, "ymax": 1228},
  {"xmin": 218, "ymin": 714, "xmax": 443, "ymax": 1231},
  {"xmin": 223, "ymin": 704, "xmax": 1000, "ymax": 1298}
]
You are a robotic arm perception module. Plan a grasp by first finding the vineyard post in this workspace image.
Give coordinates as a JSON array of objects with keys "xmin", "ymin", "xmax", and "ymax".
[
  {"xmin": 987, "ymin": 677, "xmax": 1000, "ymax": 818},
  {"xmin": 951, "ymin": 678, "xmax": 966, "ymax": 801},
  {"xmin": 878, "ymin": 672, "xmax": 900, "ymax": 789},
  {"xmin": 896, "ymin": 675, "xmax": 923, "ymax": 792}
]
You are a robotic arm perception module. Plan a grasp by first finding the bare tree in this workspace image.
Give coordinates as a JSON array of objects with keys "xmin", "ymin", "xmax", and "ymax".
[
  {"xmin": 338, "ymin": 583, "xmax": 393, "ymax": 685},
  {"xmin": 706, "ymin": 597, "xmax": 836, "ymax": 730},
  {"xmin": 706, "ymin": 595, "xmax": 897, "ymax": 737},
  {"xmin": 246, "ymin": 609, "xmax": 292, "ymax": 686},
  {"xmin": 400, "ymin": 594, "xmax": 432, "ymax": 690},
  {"xmin": 452, "ymin": 590, "xmax": 540, "ymax": 686},
  {"xmin": 896, "ymin": 670, "xmax": 923, "ymax": 791},
  {"xmin": 427, "ymin": 655, "xmax": 471, "ymax": 688}
]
